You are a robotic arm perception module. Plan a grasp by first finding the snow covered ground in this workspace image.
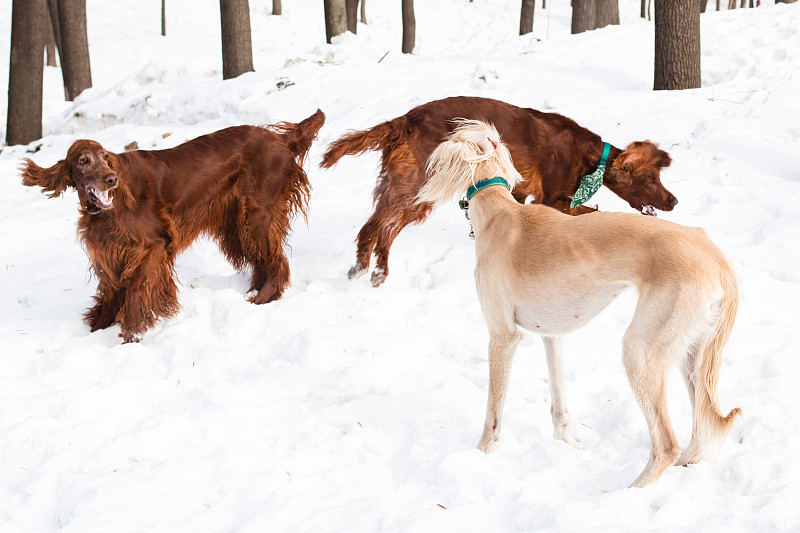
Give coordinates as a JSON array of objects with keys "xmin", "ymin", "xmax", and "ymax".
[{"xmin": 1, "ymin": 0, "xmax": 799, "ymax": 531}]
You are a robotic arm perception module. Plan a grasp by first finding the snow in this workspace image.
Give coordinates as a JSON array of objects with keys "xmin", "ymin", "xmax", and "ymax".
[{"xmin": 2, "ymin": 0, "xmax": 800, "ymax": 531}]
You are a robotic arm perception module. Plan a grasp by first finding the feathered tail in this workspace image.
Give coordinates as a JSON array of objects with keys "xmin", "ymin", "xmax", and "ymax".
[
  {"xmin": 319, "ymin": 117, "xmax": 407, "ymax": 169},
  {"xmin": 694, "ymin": 259, "xmax": 742, "ymax": 446}
]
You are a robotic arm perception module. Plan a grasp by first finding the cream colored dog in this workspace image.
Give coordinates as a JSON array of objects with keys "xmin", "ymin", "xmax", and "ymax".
[{"xmin": 417, "ymin": 120, "xmax": 741, "ymax": 487}]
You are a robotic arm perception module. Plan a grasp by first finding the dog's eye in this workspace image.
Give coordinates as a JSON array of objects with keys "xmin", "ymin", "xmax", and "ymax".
[
  {"xmin": 103, "ymin": 153, "xmax": 109, "ymax": 161},
  {"xmin": 79, "ymin": 156, "xmax": 89, "ymax": 165}
]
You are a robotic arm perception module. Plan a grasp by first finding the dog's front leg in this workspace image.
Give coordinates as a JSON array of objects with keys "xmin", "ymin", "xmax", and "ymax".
[
  {"xmin": 542, "ymin": 336, "xmax": 580, "ymax": 448},
  {"xmin": 478, "ymin": 331, "xmax": 522, "ymax": 453}
]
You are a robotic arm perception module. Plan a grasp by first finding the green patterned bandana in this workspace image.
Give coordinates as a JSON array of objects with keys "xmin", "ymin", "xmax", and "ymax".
[{"xmin": 570, "ymin": 142, "xmax": 611, "ymax": 209}]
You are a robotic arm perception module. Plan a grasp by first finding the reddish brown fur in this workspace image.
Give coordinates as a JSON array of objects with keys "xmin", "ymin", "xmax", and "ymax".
[
  {"xmin": 21, "ymin": 110, "xmax": 325, "ymax": 342},
  {"xmin": 320, "ymin": 96, "xmax": 677, "ymax": 287}
]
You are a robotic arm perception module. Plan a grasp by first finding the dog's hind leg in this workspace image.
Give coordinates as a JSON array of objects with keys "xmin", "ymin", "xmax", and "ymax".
[
  {"xmin": 623, "ymin": 295, "xmax": 684, "ymax": 487},
  {"xmin": 370, "ymin": 200, "xmax": 432, "ymax": 287},
  {"xmin": 240, "ymin": 207, "xmax": 291, "ymax": 305},
  {"xmin": 365, "ymin": 144, "xmax": 430, "ymax": 287},
  {"xmin": 349, "ymin": 214, "xmax": 381, "ymax": 280},
  {"xmin": 677, "ymin": 345, "xmax": 703, "ymax": 466},
  {"xmin": 542, "ymin": 336, "xmax": 580, "ymax": 447},
  {"xmin": 477, "ymin": 328, "xmax": 522, "ymax": 453}
]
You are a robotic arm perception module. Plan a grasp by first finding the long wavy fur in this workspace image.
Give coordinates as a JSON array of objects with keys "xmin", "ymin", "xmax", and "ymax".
[{"xmin": 416, "ymin": 120, "xmax": 522, "ymax": 205}]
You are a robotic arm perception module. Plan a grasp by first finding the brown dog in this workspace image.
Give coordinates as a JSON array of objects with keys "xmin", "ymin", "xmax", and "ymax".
[
  {"xmin": 321, "ymin": 96, "xmax": 677, "ymax": 288},
  {"xmin": 21, "ymin": 110, "xmax": 325, "ymax": 342},
  {"xmin": 417, "ymin": 120, "xmax": 739, "ymax": 487}
]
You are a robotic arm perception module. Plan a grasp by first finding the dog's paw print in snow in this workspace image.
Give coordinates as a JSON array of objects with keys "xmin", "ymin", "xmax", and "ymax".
[{"xmin": 472, "ymin": 62, "xmax": 500, "ymax": 89}]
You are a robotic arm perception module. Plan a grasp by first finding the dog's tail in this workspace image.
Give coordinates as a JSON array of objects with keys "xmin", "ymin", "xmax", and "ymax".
[
  {"xmin": 319, "ymin": 117, "xmax": 406, "ymax": 169},
  {"xmin": 274, "ymin": 109, "xmax": 326, "ymax": 168},
  {"xmin": 269, "ymin": 109, "xmax": 325, "ymax": 223},
  {"xmin": 694, "ymin": 259, "xmax": 742, "ymax": 446}
]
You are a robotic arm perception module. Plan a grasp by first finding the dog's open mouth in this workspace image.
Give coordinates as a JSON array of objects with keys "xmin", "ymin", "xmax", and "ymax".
[
  {"xmin": 87, "ymin": 186, "xmax": 114, "ymax": 210},
  {"xmin": 641, "ymin": 205, "xmax": 657, "ymax": 217}
]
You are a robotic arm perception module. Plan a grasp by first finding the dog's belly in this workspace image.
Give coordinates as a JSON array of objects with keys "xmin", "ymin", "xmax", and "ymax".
[{"xmin": 514, "ymin": 281, "xmax": 632, "ymax": 336}]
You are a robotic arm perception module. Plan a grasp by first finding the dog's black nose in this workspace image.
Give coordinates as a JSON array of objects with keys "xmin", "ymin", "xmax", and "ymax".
[
  {"xmin": 671, "ymin": 196, "xmax": 679, "ymax": 207},
  {"xmin": 104, "ymin": 174, "xmax": 118, "ymax": 187}
]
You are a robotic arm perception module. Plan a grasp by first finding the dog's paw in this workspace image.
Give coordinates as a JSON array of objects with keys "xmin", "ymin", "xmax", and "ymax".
[
  {"xmin": 121, "ymin": 332, "xmax": 143, "ymax": 344},
  {"xmin": 477, "ymin": 429, "xmax": 499, "ymax": 453},
  {"xmin": 554, "ymin": 429, "xmax": 581, "ymax": 449},
  {"xmin": 347, "ymin": 262, "xmax": 367, "ymax": 280},
  {"xmin": 477, "ymin": 438, "xmax": 496, "ymax": 454},
  {"xmin": 675, "ymin": 446, "xmax": 700, "ymax": 467},
  {"xmin": 370, "ymin": 268, "xmax": 387, "ymax": 288}
]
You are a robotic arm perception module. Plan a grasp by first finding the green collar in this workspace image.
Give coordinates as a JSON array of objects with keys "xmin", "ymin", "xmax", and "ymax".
[
  {"xmin": 570, "ymin": 142, "xmax": 611, "ymax": 209},
  {"xmin": 465, "ymin": 177, "xmax": 510, "ymax": 201}
]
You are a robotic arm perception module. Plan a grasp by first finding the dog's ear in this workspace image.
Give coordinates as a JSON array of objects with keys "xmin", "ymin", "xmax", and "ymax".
[
  {"xmin": 655, "ymin": 147, "xmax": 672, "ymax": 169},
  {"xmin": 21, "ymin": 158, "xmax": 74, "ymax": 198}
]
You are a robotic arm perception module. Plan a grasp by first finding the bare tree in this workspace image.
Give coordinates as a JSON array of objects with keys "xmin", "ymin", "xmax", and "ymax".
[
  {"xmin": 572, "ymin": 0, "xmax": 596, "ymax": 34},
  {"xmin": 220, "ymin": 0, "xmax": 254, "ymax": 79},
  {"xmin": 402, "ymin": 0, "xmax": 415, "ymax": 54},
  {"xmin": 45, "ymin": 11, "xmax": 57, "ymax": 66},
  {"xmin": 57, "ymin": 0, "xmax": 92, "ymax": 101},
  {"xmin": 6, "ymin": 0, "xmax": 46, "ymax": 145},
  {"xmin": 324, "ymin": 0, "xmax": 347, "ymax": 43},
  {"xmin": 361, "ymin": 0, "xmax": 367, "ymax": 24},
  {"xmin": 520, "ymin": 0, "xmax": 535, "ymax": 35},
  {"xmin": 346, "ymin": 0, "xmax": 358, "ymax": 33},
  {"xmin": 273, "ymin": 0, "xmax": 282, "ymax": 15},
  {"xmin": 654, "ymin": 0, "xmax": 700, "ymax": 91},
  {"xmin": 161, "ymin": 0, "xmax": 166, "ymax": 35},
  {"xmin": 595, "ymin": 0, "xmax": 619, "ymax": 28},
  {"xmin": 700, "ymin": 0, "xmax": 707, "ymax": 13}
]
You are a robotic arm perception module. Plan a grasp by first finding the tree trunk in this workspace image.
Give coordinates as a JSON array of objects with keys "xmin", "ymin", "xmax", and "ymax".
[
  {"xmin": 700, "ymin": 0, "xmax": 707, "ymax": 13},
  {"xmin": 345, "ymin": 0, "xmax": 358, "ymax": 33},
  {"xmin": 595, "ymin": 0, "xmax": 619, "ymax": 28},
  {"xmin": 402, "ymin": 0, "xmax": 415, "ymax": 54},
  {"xmin": 520, "ymin": 0, "xmax": 535, "ymax": 35},
  {"xmin": 161, "ymin": 0, "xmax": 166, "ymax": 35},
  {"xmin": 45, "ymin": 11, "xmax": 57, "ymax": 67},
  {"xmin": 57, "ymin": 0, "xmax": 92, "ymax": 101},
  {"xmin": 324, "ymin": 0, "xmax": 347, "ymax": 43},
  {"xmin": 220, "ymin": 0, "xmax": 254, "ymax": 80},
  {"xmin": 641, "ymin": 0, "xmax": 647, "ymax": 17},
  {"xmin": 654, "ymin": 0, "xmax": 701, "ymax": 91},
  {"xmin": 571, "ymin": 0, "xmax": 596, "ymax": 34},
  {"xmin": 775, "ymin": 0, "xmax": 796, "ymax": 4},
  {"xmin": 727, "ymin": 0, "xmax": 736, "ymax": 8},
  {"xmin": 7, "ymin": 0, "xmax": 45, "ymax": 145},
  {"xmin": 361, "ymin": 0, "xmax": 367, "ymax": 23},
  {"xmin": 46, "ymin": 0, "xmax": 61, "ymax": 52},
  {"xmin": 273, "ymin": 0, "xmax": 282, "ymax": 15}
]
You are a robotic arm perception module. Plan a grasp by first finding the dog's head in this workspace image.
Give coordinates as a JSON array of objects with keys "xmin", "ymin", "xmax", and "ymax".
[
  {"xmin": 604, "ymin": 141, "xmax": 677, "ymax": 216},
  {"xmin": 417, "ymin": 120, "xmax": 522, "ymax": 205},
  {"xmin": 22, "ymin": 140, "xmax": 120, "ymax": 214}
]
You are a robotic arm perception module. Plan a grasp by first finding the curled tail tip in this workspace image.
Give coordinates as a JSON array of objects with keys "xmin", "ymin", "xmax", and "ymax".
[
  {"xmin": 726, "ymin": 407, "xmax": 743, "ymax": 422},
  {"xmin": 285, "ymin": 110, "xmax": 326, "ymax": 162}
]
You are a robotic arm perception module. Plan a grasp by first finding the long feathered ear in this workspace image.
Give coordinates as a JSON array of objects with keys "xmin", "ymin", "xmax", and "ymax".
[{"xmin": 20, "ymin": 159, "xmax": 73, "ymax": 198}]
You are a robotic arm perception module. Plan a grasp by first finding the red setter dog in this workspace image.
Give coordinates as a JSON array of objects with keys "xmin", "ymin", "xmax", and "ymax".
[
  {"xmin": 22, "ymin": 110, "xmax": 325, "ymax": 343},
  {"xmin": 320, "ymin": 96, "xmax": 677, "ymax": 287}
]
